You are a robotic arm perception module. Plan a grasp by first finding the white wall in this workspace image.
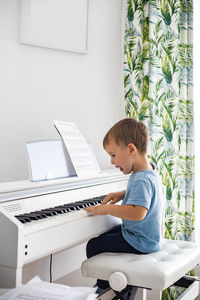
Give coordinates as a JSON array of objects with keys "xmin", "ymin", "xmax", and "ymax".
[{"xmin": 0, "ymin": 0, "xmax": 124, "ymax": 182}]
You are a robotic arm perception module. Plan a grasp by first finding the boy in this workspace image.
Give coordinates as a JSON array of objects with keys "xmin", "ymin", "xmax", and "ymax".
[{"xmin": 84, "ymin": 118, "xmax": 163, "ymax": 294}]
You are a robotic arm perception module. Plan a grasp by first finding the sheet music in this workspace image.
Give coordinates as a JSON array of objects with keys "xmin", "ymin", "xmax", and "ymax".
[
  {"xmin": 53, "ymin": 120, "xmax": 100, "ymax": 177},
  {"xmin": 0, "ymin": 276, "xmax": 96, "ymax": 300}
]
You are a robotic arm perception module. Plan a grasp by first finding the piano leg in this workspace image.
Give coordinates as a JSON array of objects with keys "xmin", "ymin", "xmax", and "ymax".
[{"xmin": 0, "ymin": 265, "xmax": 22, "ymax": 288}]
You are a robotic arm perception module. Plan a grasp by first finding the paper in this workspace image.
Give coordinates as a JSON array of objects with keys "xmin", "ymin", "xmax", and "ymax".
[
  {"xmin": 26, "ymin": 140, "xmax": 76, "ymax": 181},
  {"xmin": 26, "ymin": 140, "xmax": 77, "ymax": 181},
  {"xmin": 0, "ymin": 276, "xmax": 97, "ymax": 300},
  {"xmin": 54, "ymin": 120, "xmax": 100, "ymax": 177}
]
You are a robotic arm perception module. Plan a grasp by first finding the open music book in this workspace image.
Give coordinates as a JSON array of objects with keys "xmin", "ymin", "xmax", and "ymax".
[{"xmin": 53, "ymin": 120, "xmax": 100, "ymax": 177}]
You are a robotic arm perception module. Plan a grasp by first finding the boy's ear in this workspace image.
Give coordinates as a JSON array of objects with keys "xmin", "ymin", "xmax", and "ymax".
[{"xmin": 127, "ymin": 143, "xmax": 137, "ymax": 155}]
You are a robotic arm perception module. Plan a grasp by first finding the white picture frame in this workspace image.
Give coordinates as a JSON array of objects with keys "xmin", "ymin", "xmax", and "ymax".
[{"xmin": 20, "ymin": 0, "xmax": 89, "ymax": 53}]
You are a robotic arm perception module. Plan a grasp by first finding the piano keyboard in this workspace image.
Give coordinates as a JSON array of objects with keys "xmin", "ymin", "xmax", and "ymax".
[{"xmin": 15, "ymin": 196, "xmax": 105, "ymax": 235}]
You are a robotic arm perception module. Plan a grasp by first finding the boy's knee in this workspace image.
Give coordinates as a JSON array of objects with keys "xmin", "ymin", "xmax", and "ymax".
[
  {"xmin": 86, "ymin": 238, "xmax": 98, "ymax": 258},
  {"xmin": 86, "ymin": 239, "xmax": 93, "ymax": 258}
]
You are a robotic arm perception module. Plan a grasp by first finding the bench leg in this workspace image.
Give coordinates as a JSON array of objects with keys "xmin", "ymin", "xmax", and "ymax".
[{"xmin": 135, "ymin": 288, "xmax": 147, "ymax": 300}]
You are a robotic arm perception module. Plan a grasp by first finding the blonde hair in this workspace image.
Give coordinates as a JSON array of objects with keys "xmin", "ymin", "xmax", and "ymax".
[{"xmin": 103, "ymin": 118, "xmax": 148, "ymax": 153}]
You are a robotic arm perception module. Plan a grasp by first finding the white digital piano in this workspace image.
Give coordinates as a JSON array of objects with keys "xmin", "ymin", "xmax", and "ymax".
[{"xmin": 0, "ymin": 170, "xmax": 129, "ymax": 288}]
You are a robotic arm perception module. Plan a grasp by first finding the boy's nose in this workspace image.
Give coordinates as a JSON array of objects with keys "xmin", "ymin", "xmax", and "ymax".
[{"xmin": 111, "ymin": 158, "xmax": 115, "ymax": 165}]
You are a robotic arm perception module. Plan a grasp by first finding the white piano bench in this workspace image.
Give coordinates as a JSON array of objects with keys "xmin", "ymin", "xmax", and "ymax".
[{"xmin": 81, "ymin": 238, "xmax": 200, "ymax": 300}]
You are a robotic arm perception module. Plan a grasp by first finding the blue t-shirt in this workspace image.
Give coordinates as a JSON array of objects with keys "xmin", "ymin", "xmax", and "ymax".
[{"xmin": 121, "ymin": 169, "xmax": 163, "ymax": 253}]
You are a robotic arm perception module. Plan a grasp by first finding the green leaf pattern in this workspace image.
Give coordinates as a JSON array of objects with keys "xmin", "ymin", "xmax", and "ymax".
[
  {"xmin": 124, "ymin": 3, "xmax": 194, "ymax": 297},
  {"xmin": 124, "ymin": 0, "xmax": 194, "ymax": 242}
]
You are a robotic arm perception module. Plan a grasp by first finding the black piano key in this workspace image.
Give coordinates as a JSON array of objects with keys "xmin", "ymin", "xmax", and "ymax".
[
  {"xmin": 97, "ymin": 196, "xmax": 105, "ymax": 200},
  {"xmin": 30, "ymin": 212, "xmax": 48, "ymax": 218},
  {"xmin": 42, "ymin": 207, "xmax": 66, "ymax": 214},
  {"xmin": 89, "ymin": 199, "xmax": 103, "ymax": 204},
  {"xmin": 18, "ymin": 213, "xmax": 41, "ymax": 220},
  {"xmin": 73, "ymin": 202, "xmax": 89, "ymax": 208},
  {"xmin": 62, "ymin": 204, "xmax": 80, "ymax": 210},
  {"xmin": 15, "ymin": 216, "xmax": 32, "ymax": 223},
  {"xmin": 54, "ymin": 206, "xmax": 72, "ymax": 212},
  {"xmin": 83, "ymin": 200, "xmax": 98, "ymax": 206},
  {"xmin": 80, "ymin": 202, "xmax": 94, "ymax": 206},
  {"xmin": 55, "ymin": 207, "xmax": 69, "ymax": 213},
  {"xmin": 92, "ymin": 196, "xmax": 105, "ymax": 200},
  {"xmin": 82, "ymin": 200, "xmax": 99, "ymax": 205},
  {"xmin": 26, "ymin": 210, "xmax": 53, "ymax": 217},
  {"xmin": 17, "ymin": 218, "xmax": 26, "ymax": 224},
  {"xmin": 40, "ymin": 210, "xmax": 58, "ymax": 216},
  {"xmin": 81, "ymin": 201, "xmax": 95, "ymax": 206}
]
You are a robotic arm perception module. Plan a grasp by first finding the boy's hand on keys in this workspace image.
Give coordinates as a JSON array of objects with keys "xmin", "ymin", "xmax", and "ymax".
[
  {"xmin": 84, "ymin": 204, "xmax": 107, "ymax": 215},
  {"xmin": 101, "ymin": 191, "xmax": 125, "ymax": 205}
]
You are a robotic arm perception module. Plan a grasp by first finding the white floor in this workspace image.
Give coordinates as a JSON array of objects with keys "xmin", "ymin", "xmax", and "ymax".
[
  {"xmin": 55, "ymin": 268, "xmax": 145, "ymax": 300},
  {"xmin": 55, "ymin": 267, "xmax": 96, "ymax": 287}
]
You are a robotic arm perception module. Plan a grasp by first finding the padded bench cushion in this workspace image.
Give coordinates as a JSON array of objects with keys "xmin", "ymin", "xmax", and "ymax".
[{"xmin": 81, "ymin": 239, "xmax": 200, "ymax": 290}]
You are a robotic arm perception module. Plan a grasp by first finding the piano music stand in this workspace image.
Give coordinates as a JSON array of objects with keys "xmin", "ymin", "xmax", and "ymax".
[{"xmin": 25, "ymin": 139, "xmax": 77, "ymax": 182}]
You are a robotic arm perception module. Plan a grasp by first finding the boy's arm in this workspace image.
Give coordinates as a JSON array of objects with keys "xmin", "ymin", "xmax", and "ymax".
[{"xmin": 85, "ymin": 204, "xmax": 147, "ymax": 221}]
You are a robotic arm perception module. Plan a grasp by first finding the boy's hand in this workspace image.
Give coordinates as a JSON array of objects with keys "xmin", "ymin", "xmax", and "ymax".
[
  {"xmin": 84, "ymin": 191, "xmax": 126, "ymax": 216},
  {"xmin": 84, "ymin": 204, "xmax": 107, "ymax": 215},
  {"xmin": 101, "ymin": 191, "xmax": 125, "ymax": 205}
]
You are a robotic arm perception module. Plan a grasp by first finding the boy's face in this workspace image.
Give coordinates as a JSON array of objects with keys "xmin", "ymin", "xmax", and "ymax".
[{"xmin": 105, "ymin": 139, "xmax": 135, "ymax": 174}]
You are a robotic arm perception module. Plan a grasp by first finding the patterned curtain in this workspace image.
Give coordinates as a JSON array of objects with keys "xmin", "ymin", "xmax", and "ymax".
[
  {"xmin": 124, "ymin": 0, "xmax": 194, "ymax": 241},
  {"xmin": 124, "ymin": 2, "xmax": 193, "ymax": 296}
]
